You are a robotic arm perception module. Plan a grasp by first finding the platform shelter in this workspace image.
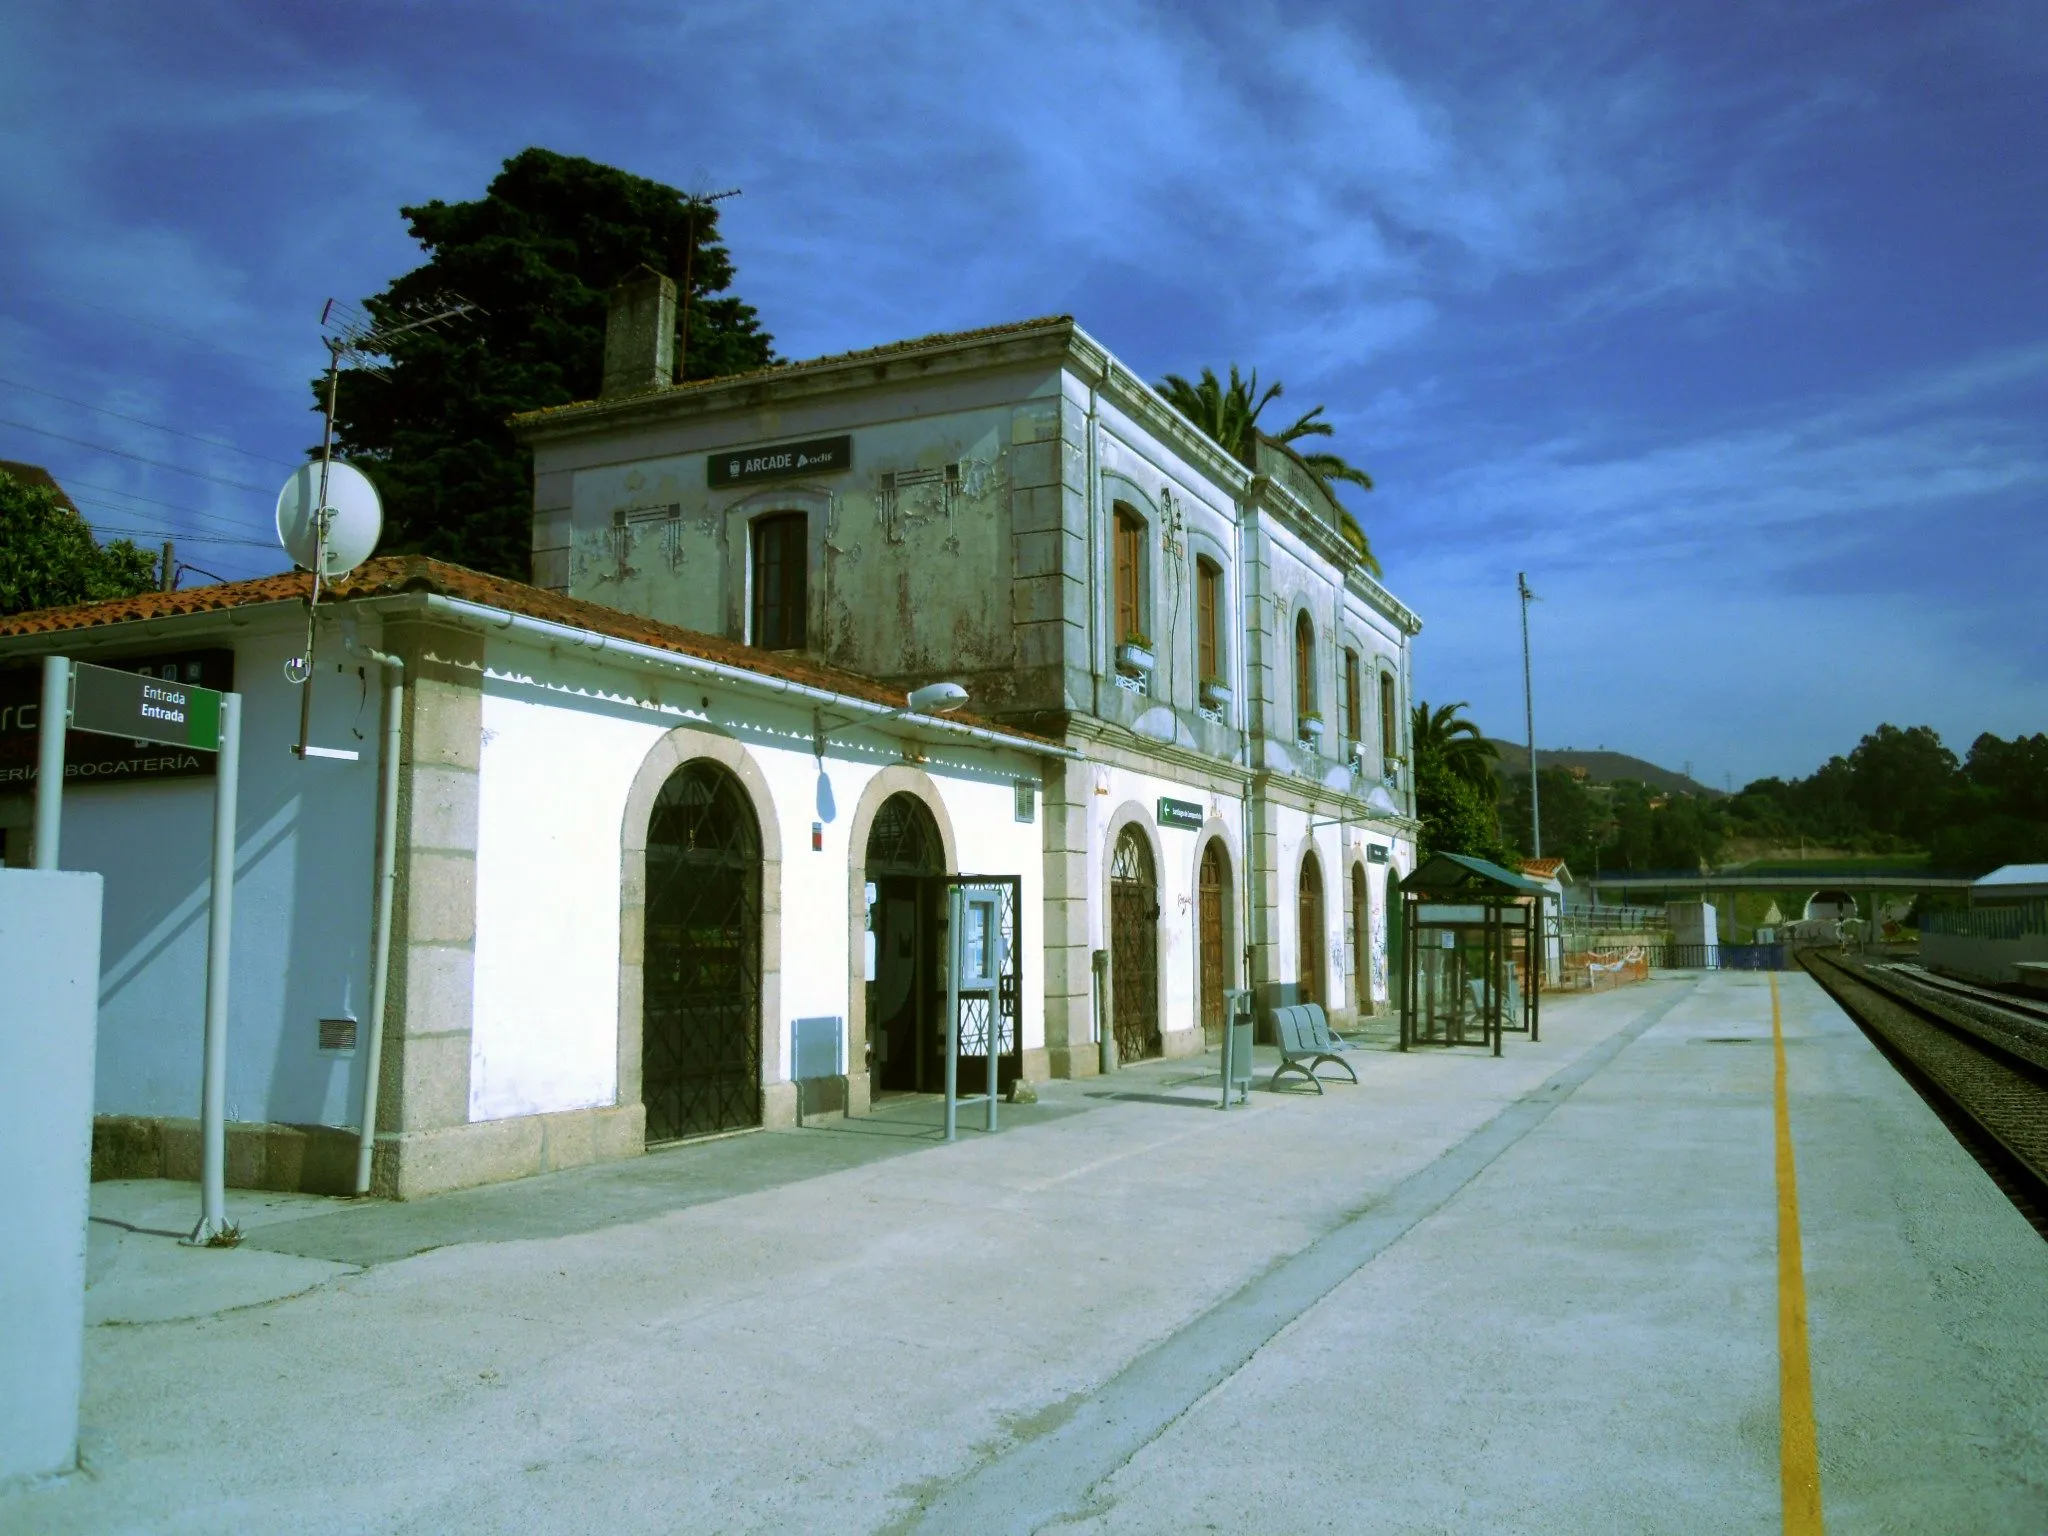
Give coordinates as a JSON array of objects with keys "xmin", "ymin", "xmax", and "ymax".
[{"xmin": 1397, "ymin": 852, "xmax": 1546, "ymax": 1056}]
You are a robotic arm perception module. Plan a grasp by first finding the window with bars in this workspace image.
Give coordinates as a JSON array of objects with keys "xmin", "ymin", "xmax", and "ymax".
[
  {"xmin": 1114, "ymin": 507, "xmax": 1147, "ymax": 642},
  {"xmin": 750, "ymin": 513, "xmax": 807, "ymax": 651},
  {"xmin": 1196, "ymin": 558, "xmax": 1221, "ymax": 682}
]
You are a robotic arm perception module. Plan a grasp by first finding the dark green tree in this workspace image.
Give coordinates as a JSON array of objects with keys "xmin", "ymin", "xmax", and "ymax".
[
  {"xmin": 1502, "ymin": 767, "xmax": 1596, "ymax": 868},
  {"xmin": 1845, "ymin": 724, "xmax": 1959, "ymax": 842},
  {"xmin": 323, "ymin": 148, "xmax": 777, "ymax": 580},
  {"xmin": 1416, "ymin": 745, "xmax": 1512, "ymax": 863},
  {"xmin": 1155, "ymin": 365, "xmax": 1380, "ymax": 573},
  {"xmin": 0, "ymin": 469, "xmax": 160, "ymax": 616}
]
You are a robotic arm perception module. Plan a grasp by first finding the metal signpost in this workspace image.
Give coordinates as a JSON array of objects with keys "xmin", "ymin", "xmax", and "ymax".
[
  {"xmin": 943, "ymin": 882, "xmax": 1008, "ymax": 1143},
  {"xmin": 33, "ymin": 657, "xmax": 242, "ymax": 1243}
]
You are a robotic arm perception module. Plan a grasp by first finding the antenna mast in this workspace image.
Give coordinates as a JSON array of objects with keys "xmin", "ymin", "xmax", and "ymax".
[
  {"xmin": 288, "ymin": 295, "xmax": 475, "ymax": 757},
  {"xmin": 1519, "ymin": 571, "xmax": 1541, "ymax": 859},
  {"xmin": 676, "ymin": 187, "xmax": 740, "ymax": 384}
]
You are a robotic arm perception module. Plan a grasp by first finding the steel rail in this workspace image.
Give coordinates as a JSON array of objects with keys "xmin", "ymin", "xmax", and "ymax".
[{"xmin": 1800, "ymin": 949, "xmax": 2048, "ymax": 1241}]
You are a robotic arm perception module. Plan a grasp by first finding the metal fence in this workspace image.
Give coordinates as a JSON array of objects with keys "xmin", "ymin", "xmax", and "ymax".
[
  {"xmin": 1920, "ymin": 901, "xmax": 2048, "ymax": 941},
  {"xmin": 1651, "ymin": 943, "xmax": 1793, "ymax": 971}
]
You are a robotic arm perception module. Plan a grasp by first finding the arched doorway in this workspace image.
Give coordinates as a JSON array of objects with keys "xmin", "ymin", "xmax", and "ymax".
[
  {"xmin": 1199, "ymin": 840, "xmax": 1231, "ymax": 1043},
  {"xmin": 1111, "ymin": 826, "xmax": 1161, "ymax": 1062},
  {"xmin": 1299, "ymin": 850, "xmax": 1325, "ymax": 1006},
  {"xmin": 866, "ymin": 792, "xmax": 945, "ymax": 1093},
  {"xmin": 1351, "ymin": 862, "xmax": 1370, "ymax": 1016},
  {"xmin": 643, "ymin": 760, "xmax": 762, "ymax": 1142}
]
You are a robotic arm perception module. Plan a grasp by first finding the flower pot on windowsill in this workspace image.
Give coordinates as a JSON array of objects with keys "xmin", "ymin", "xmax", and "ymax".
[
  {"xmin": 1115, "ymin": 640, "xmax": 1156, "ymax": 675},
  {"xmin": 1200, "ymin": 678, "xmax": 1232, "ymax": 711}
]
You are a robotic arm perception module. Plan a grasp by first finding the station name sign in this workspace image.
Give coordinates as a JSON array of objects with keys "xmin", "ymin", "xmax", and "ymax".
[
  {"xmin": 708, "ymin": 435, "xmax": 853, "ymax": 488},
  {"xmin": 0, "ymin": 648, "xmax": 233, "ymax": 786},
  {"xmin": 1367, "ymin": 843, "xmax": 1390, "ymax": 864},
  {"xmin": 1156, "ymin": 797, "xmax": 1204, "ymax": 831}
]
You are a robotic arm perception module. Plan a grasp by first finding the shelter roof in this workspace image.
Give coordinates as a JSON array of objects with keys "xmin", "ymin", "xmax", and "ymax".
[
  {"xmin": 1400, "ymin": 851, "xmax": 1552, "ymax": 899},
  {"xmin": 0, "ymin": 555, "xmax": 1057, "ymax": 750},
  {"xmin": 1520, "ymin": 857, "xmax": 1572, "ymax": 882}
]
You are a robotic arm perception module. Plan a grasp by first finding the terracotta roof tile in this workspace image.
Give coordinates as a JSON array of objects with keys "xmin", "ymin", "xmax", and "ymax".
[
  {"xmin": 514, "ymin": 314, "xmax": 1075, "ymax": 425},
  {"xmin": 0, "ymin": 555, "xmax": 1053, "ymax": 747}
]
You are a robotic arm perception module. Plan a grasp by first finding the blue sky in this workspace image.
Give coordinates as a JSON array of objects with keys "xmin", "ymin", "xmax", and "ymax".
[{"xmin": 3, "ymin": 1, "xmax": 2043, "ymax": 786}]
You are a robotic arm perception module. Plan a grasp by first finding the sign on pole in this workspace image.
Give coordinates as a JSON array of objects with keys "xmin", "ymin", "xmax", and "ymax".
[
  {"xmin": 68, "ymin": 661, "xmax": 224, "ymax": 751},
  {"xmin": 28, "ymin": 656, "xmax": 241, "ymax": 1245}
]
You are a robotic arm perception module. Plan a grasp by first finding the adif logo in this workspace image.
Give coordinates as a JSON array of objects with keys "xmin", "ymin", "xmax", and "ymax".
[{"xmin": 728, "ymin": 459, "xmax": 741, "ymax": 477}]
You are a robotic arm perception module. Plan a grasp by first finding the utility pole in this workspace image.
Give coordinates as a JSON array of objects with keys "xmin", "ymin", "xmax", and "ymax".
[
  {"xmin": 676, "ymin": 187, "xmax": 741, "ymax": 384},
  {"xmin": 1519, "ymin": 572, "xmax": 1540, "ymax": 859},
  {"xmin": 159, "ymin": 541, "xmax": 175, "ymax": 593}
]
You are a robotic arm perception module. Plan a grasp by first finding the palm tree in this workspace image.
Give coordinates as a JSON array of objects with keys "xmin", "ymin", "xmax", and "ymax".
[
  {"xmin": 1155, "ymin": 365, "xmax": 1380, "ymax": 575},
  {"xmin": 1411, "ymin": 699, "xmax": 1500, "ymax": 789}
]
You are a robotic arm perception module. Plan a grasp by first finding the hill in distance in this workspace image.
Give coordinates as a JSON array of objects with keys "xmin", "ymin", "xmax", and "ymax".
[{"xmin": 1487, "ymin": 740, "xmax": 1727, "ymax": 800}]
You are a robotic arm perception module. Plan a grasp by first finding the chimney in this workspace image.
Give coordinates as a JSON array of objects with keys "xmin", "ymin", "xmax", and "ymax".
[{"xmin": 601, "ymin": 266, "xmax": 676, "ymax": 400}]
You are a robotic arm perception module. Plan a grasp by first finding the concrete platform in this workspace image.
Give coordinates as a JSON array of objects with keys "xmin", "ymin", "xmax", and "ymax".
[{"xmin": 8, "ymin": 974, "xmax": 2045, "ymax": 1533}]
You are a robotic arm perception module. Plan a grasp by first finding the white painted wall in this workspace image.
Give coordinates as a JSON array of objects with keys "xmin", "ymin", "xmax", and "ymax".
[
  {"xmin": 0, "ymin": 869, "xmax": 100, "ymax": 1485},
  {"xmin": 467, "ymin": 634, "xmax": 1048, "ymax": 1120},
  {"xmin": 16, "ymin": 619, "xmax": 379, "ymax": 1130}
]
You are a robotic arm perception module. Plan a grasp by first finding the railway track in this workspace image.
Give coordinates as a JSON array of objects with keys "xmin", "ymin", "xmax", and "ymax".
[{"xmin": 1799, "ymin": 948, "xmax": 2048, "ymax": 1240}]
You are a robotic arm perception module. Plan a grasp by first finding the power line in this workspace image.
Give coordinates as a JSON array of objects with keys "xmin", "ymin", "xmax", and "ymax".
[
  {"xmin": 85, "ymin": 519, "xmax": 277, "ymax": 550},
  {"xmin": 0, "ymin": 417, "xmax": 270, "ymax": 492},
  {"xmin": 71, "ymin": 499, "xmax": 277, "ymax": 547},
  {"xmin": 0, "ymin": 376, "xmax": 296, "ymax": 466},
  {"xmin": 10, "ymin": 292, "xmax": 290, "ymax": 371},
  {"xmin": 53, "ymin": 479, "xmax": 271, "ymax": 538}
]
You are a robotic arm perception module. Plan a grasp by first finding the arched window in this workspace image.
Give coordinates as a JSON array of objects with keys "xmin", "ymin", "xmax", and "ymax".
[
  {"xmin": 1113, "ymin": 505, "xmax": 1148, "ymax": 644},
  {"xmin": 1195, "ymin": 557, "xmax": 1223, "ymax": 683},
  {"xmin": 1295, "ymin": 610, "xmax": 1318, "ymax": 739},
  {"xmin": 751, "ymin": 512, "xmax": 807, "ymax": 651},
  {"xmin": 1343, "ymin": 648, "xmax": 1361, "ymax": 747},
  {"xmin": 1378, "ymin": 669, "xmax": 1398, "ymax": 774}
]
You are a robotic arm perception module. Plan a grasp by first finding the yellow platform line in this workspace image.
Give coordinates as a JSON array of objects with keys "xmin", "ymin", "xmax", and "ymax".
[{"xmin": 1772, "ymin": 972, "xmax": 1825, "ymax": 1533}]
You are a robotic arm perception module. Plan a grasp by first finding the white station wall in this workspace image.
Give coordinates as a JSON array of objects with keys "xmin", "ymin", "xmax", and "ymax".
[
  {"xmin": 55, "ymin": 623, "xmax": 378, "ymax": 1130},
  {"xmin": 468, "ymin": 638, "xmax": 1047, "ymax": 1121}
]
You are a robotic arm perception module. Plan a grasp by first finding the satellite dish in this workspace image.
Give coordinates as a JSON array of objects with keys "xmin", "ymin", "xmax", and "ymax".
[{"xmin": 277, "ymin": 460, "xmax": 382, "ymax": 577}]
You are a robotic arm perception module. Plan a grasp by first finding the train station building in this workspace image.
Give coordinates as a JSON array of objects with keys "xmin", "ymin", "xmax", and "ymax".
[{"xmin": 0, "ymin": 285, "xmax": 1422, "ymax": 1199}]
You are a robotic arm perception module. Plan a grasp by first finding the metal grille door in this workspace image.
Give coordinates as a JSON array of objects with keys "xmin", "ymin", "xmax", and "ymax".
[
  {"xmin": 1110, "ymin": 827, "xmax": 1161, "ymax": 1062},
  {"xmin": 643, "ymin": 761, "xmax": 762, "ymax": 1141},
  {"xmin": 1200, "ymin": 841, "xmax": 1227, "ymax": 1043}
]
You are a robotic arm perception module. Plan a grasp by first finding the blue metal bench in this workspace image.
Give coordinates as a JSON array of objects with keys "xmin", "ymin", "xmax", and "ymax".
[{"xmin": 1269, "ymin": 1004, "xmax": 1358, "ymax": 1093}]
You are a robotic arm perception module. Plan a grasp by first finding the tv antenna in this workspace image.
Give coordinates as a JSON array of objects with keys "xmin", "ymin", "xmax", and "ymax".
[
  {"xmin": 280, "ymin": 293, "xmax": 477, "ymax": 759},
  {"xmin": 677, "ymin": 187, "xmax": 740, "ymax": 383}
]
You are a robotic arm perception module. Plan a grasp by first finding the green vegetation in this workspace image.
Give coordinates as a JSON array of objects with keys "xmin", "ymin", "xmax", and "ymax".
[
  {"xmin": 1412, "ymin": 700, "xmax": 1515, "ymax": 864},
  {"xmin": 0, "ymin": 468, "xmax": 160, "ymax": 616},
  {"xmin": 1494, "ymin": 721, "xmax": 2048, "ymax": 878},
  {"xmin": 324, "ymin": 147, "xmax": 777, "ymax": 580},
  {"xmin": 1154, "ymin": 365, "xmax": 1380, "ymax": 573}
]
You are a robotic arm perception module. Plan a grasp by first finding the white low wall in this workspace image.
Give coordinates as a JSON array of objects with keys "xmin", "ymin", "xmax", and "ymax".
[
  {"xmin": 0, "ymin": 869, "xmax": 102, "ymax": 1486},
  {"xmin": 1922, "ymin": 930, "xmax": 2048, "ymax": 986}
]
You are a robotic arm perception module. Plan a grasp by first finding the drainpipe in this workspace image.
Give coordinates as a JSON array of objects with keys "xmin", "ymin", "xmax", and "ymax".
[{"xmin": 343, "ymin": 623, "xmax": 404, "ymax": 1197}]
